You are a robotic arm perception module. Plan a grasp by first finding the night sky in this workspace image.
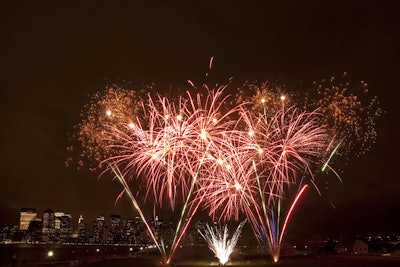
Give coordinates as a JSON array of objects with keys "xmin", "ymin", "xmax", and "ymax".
[{"xmin": 1, "ymin": 1, "xmax": 399, "ymax": 239}]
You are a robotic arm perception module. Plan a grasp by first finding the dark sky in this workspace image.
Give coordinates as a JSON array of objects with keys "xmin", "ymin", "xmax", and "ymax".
[{"xmin": 1, "ymin": 1, "xmax": 399, "ymax": 239}]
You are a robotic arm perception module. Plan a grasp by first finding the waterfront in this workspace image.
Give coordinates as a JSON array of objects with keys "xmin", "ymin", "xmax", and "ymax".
[{"xmin": 1, "ymin": 245, "xmax": 400, "ymax": 267}]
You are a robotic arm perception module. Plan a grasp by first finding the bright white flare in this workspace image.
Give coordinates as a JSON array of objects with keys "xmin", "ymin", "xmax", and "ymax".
[{"xmin": 198, "ymin": 220, "xmax": 247, "ymax": 265}]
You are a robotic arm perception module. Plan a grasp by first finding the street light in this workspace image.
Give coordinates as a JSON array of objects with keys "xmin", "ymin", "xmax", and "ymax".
[{"xmin": 47, "ymin": 251, "xmax": 54, "ymax": 265}]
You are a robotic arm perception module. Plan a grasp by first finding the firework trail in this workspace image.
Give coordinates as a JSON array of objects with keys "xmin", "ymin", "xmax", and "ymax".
[
  {"xmin": 194, "ymin": 133, "xmax": 262, "ymax": 226},
  {"xmin": 109, "ymin": 164, "xmax": 167, "ymax": 259},
  {"xmin": 196, "ymin": 94, "xmax": 330, "ymax": 262},
  {"xmin": 103, "ymin": 86, "xmax": 242, "ymax": 263},
  {"xmin": 198, "ymin": 219, "xmax": 247, "ymax": 265},
  {"xmin": 249, "ymin": 102, "xmax": 328, "ymax": 263}
]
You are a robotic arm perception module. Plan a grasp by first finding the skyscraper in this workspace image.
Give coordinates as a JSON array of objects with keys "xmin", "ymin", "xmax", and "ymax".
[
  {"xmin": 42, "ymin": 209, "xmax": 55, "ymax": 233},
  {"xmin": 54, "ymin": 212, "xmax": 65, "ymax": 230},
  {"xmin": 19, "ymin": 208, "xmax": 36, "ymax": 231},
  {"xmin": 77, "ymin": 215, "xmax": 88, "ymax": 243},
  {"xmin": 124, "ymin": 218, "xmax": 135, "ymax": 244},
  {"xmin": 60, "ymin": 213, "xmax": 72, "ymax": 241},
  {"xmin": 109, "ymin": 214, "xmax": 121, "ymax": 244},
  {"xmin": 42, "ymin": 209, "xmax": 56, "ymax": 242},
  {"xmin": 28, "ymin": 218, "xmax": 43, "ymax": 243},
  {"xmin": 93, "ymin": 216, "xmax": 105, "ymax": 243}
]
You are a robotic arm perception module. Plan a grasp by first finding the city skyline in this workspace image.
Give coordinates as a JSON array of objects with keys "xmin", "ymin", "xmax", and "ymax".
[
  {"xmin": 1, "ymin": 1, "xmax": 399, "ymax": 241},
  {"xmin": 2, "ymin": 206, "xmax": 399, "ymax": 244},
  {"xmin": 12, "ymin": 207, "xmax": 177, "ymax": 229}
]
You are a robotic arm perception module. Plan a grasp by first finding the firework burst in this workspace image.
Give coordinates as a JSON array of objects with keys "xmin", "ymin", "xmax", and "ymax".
[
  {"xmin": 103, "ymin": 86, "xmax": 243, "ymax": 263},
  {"xmin": 196, "ymin": 100, "xmax": 330, "ymax": 262},
  {"xmin": 70, "ymin": 73, "xmax": 381, "ymax": 264},
  {"xmin": 104, "ymin": 87, "xmax": 240, "ymax": 208}
]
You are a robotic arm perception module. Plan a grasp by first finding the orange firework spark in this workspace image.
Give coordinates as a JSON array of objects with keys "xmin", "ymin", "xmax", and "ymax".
[
  {"xmin": 66, "ymin": 85, "xmax": 145, "ymax": 171},
  {"xmin": 311, "ymin": 74, "xmax": 382, "ymax": 157}
]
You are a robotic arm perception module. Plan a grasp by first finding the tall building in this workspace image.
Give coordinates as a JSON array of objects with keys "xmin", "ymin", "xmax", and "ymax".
[
  {"xmin": 93, "ymin": 216, "xmax": 105, "ymax": 243},
  {"xmin": 42, "ymin": 209, "xmax": 55, "ymax": 233},
  {"xmin": 110, "ymin": 215, "xmax": 121, "ymax": 232},
  {"xmin": 134, "ymin": 216, "xmax": 148, "ymax": 245},
  {"xmin": 60, "ymin": 213, "xmax": 72, "ymax": 241},
  {"xmin": 109, "ymin": 214, "xmax": 121, "ymax": 243},
  {"xmin": 77, "ymin": 215, "xmax": 88, "ymax": 243},
  {"xmin": 42, "ymin": 209, "xmax": 56, "ymax": 242},
  {"xmin": 54, "ymin": 212, "xmax": 65, "ymax": 230},
  {"xmin": 28, "ymin": 218, "xmax": 43, "ymax": 243},
  {"xmin": 78, "ymin": 214, "xmax": 84, "ymax": 225},
  {"xmin": 19, "ymin": 208, "xmax": 36, "ymax": 231},
  {"xmin": 124, "ymin": 218, "xmax": 135, "ymax": 244}
]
